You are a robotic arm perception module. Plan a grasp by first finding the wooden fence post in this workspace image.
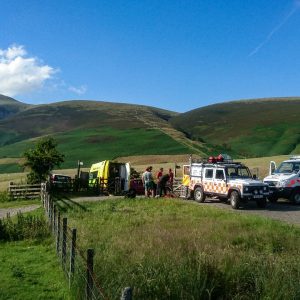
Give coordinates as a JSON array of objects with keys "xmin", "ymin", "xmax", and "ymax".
[
  {"xmin": 121, "ymin": 287, "xmax": 132, "ymax": 300},
  {"xmin": 62, "ymin": 218, "xmax": 67, "ymax": 269},
  {"xmin": 86, "ymin": 248, "xmax": 94, "ymax": 300},
  {"xmin": 56, "ymin": 212, "xmax": 61, "ymax": 254},
  {"xmin": 53, "ymin": 205, "xmax": 57, "ymax": 234},
  {"xmin": 69, "ymin": 228, "xmax": 77, "ymax": 288},
  {"xmin": 49, "ymin": 198, "xmax": 53, "ymax": 228},
  {"xmin": 47, "ymin": 194, "xmax": 51, "ymax": 217}
]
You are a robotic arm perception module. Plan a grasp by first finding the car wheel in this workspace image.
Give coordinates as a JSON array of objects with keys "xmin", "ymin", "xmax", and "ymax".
[
  {"xmin": 256, "ymin": 197, "xmax": 267, "ymax": 208},
  {"xmin": 194, "ymin": 187, "xmax": 206, "ymax": 203},
  {"xmin": 290, "ymin": 190, "xmax": 300, "ymax": 205},
  {"xmin": 230, "ymin": 191, "xmax": 240, "ymax": 209}
]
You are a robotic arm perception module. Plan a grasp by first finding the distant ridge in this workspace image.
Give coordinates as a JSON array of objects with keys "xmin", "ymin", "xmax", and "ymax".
[
  {"xmin": 0, "ymin": 95, "xmax": 299, "ymax": 172},
  {"xmin": 0, "ymin": 94, "xmax": 29, "ymax": 120},
  {"xmin": 170, "ymin": 97, "xmax": 300, "ymax": 157}
]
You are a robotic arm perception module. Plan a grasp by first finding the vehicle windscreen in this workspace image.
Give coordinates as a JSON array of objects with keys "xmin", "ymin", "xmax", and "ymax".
[
  {"xmin": 275, "ymin": 162, "xmax": 300, "ymax": 174},
  {"xmin": 89, "ymin": 171, "xmax": 98, "ymax": 180},
  {"xmin": 226, "ymin": 166, "xmax": 251, "ymax": 178}
]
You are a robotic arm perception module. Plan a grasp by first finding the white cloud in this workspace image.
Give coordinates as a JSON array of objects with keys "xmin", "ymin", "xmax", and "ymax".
[
  {"xmin": 68, "ymin": 85, "xmax": 87, "ymax": 95},
  {"xmin": 0, "ymin": 45, "xmax": 56, "ymax": 97}
]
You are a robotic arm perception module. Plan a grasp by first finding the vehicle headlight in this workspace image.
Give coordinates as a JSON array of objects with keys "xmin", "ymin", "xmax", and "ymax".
[
  {"xmin": 244, "ymin": 187, "xmax": 249, "ymax": 192},
  {"xmin": 277, "ymin": 180, "xmax": 289, "ymax": 187}
]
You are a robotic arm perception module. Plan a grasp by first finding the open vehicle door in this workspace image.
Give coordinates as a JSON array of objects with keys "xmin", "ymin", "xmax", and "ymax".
[{"xmin": 269, "ymin": 161, "xmax": 276, "ymax": 175}]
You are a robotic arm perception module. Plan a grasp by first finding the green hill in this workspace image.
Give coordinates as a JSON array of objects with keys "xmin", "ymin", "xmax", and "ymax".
[
  {"xmin": 0, "ymin": 95, "xmax": 29, "ymax": 120},
  {"xmin": 1, "ymin": 95, "xmax": 300, "ymax": 173},
  {"xmin": 0, "ymin": 97, "xmax": 207, "ymax": 172},
  {"xmin": 170, "ymin": 97, "xmax": 300, "ymax": 157}
]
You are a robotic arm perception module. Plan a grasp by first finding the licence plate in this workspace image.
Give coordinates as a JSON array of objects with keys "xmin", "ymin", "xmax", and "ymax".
[{"xmin": 254, "ymin": 195, "xmax": 263, "ymax": 199}]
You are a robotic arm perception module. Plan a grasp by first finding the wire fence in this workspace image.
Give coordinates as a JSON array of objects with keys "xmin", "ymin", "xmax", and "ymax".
[{"xmin": 41, "ymin": 185, "xmax": 132, "ymax": 300}]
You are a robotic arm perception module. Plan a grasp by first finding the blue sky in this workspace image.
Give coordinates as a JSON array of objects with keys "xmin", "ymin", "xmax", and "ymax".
[{"xmin": 0, "ymin": 0, "xmax": 300, "ymax": 112}]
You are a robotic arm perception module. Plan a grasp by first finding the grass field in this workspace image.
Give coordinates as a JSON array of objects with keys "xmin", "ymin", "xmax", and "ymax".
[
  {"xmin": 62, "ymin": 198, "xmax": 300, "ymax": 299},
  {"xmin": 0, "ymin": 240, "xmax": 71, "ymax": 300},
  {"xmin": 0, "ymin": 209, "xmax": 71, "ymax": 299}
]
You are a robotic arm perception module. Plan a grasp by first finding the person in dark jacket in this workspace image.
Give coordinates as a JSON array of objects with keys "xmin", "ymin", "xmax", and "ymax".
[{"xmin": 156, "ymin": 173, "xmax": 170, "ymax": 197}]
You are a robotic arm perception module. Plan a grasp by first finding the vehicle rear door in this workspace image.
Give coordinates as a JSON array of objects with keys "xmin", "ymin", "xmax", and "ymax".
[{"xmin": 213, "ymin": 169, "xmax": 227, "ymax": 196}]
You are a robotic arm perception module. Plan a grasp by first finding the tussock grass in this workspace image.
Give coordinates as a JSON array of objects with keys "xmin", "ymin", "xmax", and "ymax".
[{"xmin": 65, "ymin": 198, "xmax": 300, "ymax": 299}]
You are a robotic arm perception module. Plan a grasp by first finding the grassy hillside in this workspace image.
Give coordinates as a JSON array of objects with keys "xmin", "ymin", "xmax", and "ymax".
[
  {"xmin": 170, "ymin": 97, "xmax": 300, "ymax": 157},
  {"xmin": 1, "ymin": 95, "xmax": 299, "ymax": 173},
  {"xmin": 0, "ymin": 99, "xmax": 209, "ymax": 172},
  {"xmin": 0, "ymin": 128, "xmax": 193, "ymax": 170},
  {"xmin": 0, "ymin": 94, "xmax": 29, "ymax": 121}
]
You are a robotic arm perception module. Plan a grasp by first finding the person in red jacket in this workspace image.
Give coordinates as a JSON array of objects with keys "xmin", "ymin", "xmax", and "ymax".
[
  {"xmin": 168, "ymin": 168, "xmax": 174, "ymax": 190},
  {"xmin": 156, "ymin": 168, "xmax": 163, "ymax": 197}
]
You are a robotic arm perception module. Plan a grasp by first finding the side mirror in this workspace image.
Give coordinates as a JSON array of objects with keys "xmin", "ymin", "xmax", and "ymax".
[{"xmin": 252, "ymin": 174, "xmax": 257, "ymax": 180}]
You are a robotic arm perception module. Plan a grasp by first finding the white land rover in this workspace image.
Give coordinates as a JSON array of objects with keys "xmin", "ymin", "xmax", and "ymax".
[
  {"xmin": 181, "ymin": 159, "xmax": 269, "ymax": 209},
  {"xmin": 263, "ymin": 156, "xmax": 300, "ymax": 204}
]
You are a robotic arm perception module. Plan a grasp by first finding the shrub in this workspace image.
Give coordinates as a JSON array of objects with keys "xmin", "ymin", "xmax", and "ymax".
[{"xmin": 0, "ymin": 212, "xmax": 49, "ymax": 241}]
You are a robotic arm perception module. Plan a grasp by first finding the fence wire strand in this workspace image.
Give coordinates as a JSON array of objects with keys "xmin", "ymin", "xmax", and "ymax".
[{"xmin": 43, "ymin": 191, "xmax": 109, "ymax": 299}]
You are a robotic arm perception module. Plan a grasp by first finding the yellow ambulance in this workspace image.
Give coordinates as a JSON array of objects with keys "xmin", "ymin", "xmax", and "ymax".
[{"xmin": 89, "ymin": 160, "xmax": 130, "ymax": 194}]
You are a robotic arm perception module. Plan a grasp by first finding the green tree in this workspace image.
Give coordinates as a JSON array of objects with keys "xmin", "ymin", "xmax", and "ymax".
[{"xmin": 23, "ymin": 137, "xmax": 64, "ymax": 183}]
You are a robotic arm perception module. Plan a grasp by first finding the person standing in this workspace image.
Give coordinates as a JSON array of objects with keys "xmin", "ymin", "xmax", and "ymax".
[
  {"xmin": 156, "ymin": 167, "xmax": 163, "ymax": 197},
  {"xmin": 168, "ymin": 168, "xmax": 174, "ymax": 190},
  {"xmin": 157, "ymin": 173, "xmax": 170, "ymax": 197},
  {"xmin": 142, "ymin": 167, "xmax": 154, "ymax": 197}
]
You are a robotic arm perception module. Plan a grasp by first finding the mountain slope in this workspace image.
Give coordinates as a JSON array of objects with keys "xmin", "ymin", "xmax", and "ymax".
[
  {"xmin": 0, "ymin": 99, "xmax": 207, "ymax": 171},
  {"xmin": 0, "ymin": 94, "xmax": 29, "ymax": 120},
  {"xmin": 170, "ymin": 97, "xmax": 300, "ymax": 157}
]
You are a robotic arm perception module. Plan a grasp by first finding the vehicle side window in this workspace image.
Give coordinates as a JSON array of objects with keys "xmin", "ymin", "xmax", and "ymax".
[
  {"xmin": 215, "ymin": 169, "xmax": 225, "ymax": 180},
  {"xmin": 183, "ymin": 166, "xmax": 190, "ymax": 176},
  {"xmin": 205, "ymin": 169, "xmax": 213, "ymax": 179}
]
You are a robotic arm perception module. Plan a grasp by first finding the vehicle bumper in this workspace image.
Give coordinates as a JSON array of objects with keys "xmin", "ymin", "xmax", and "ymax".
[{"xmin": 269, "ymin": 187, "xmax": 293, "ymax": 199}]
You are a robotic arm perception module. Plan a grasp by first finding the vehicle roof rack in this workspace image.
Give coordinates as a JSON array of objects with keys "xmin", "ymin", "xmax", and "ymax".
[{"xmin": 289, "ymin": 155, "xmax": 300, "ymax": 160}]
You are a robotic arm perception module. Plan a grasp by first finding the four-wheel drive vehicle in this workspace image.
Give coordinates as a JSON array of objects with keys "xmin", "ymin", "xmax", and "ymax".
[
  {"xmin": 50, "ymin": 174, "xmax": 72, "ymax": 190},
  {"xmin": 181, "ymin": 156, "xmax": 269, "ymax": 209},
  {"xmin": 89, "ymin": 160, "xmax": 130, "ymax": 195},
  {"xmin": 263, "ymin": 156, "xmax": 300, "ymax": 204}
]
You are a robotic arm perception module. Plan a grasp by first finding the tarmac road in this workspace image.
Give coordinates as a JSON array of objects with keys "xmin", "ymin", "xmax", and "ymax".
[{"xmin": 199, "ymin": 198, "xmax": 300, "ymax": 226}]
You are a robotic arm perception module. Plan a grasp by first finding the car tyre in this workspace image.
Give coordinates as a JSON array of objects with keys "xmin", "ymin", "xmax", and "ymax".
[
  {"xmin": 194, "ymin": 187, "xmax": 206, "ymax": 203},
  {"xmin": 230, "ymin": 191, "xmax": 240, "ymax": 209},
  {"xmin": 126, "ymin": 188, "xmax": 136, "ymax": 198},
  {"xmin": 290, "ymin": 190, "xmax": 300, "ymax": 205}
]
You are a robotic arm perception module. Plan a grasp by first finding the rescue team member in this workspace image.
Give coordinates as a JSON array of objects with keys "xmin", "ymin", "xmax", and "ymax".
[
  {"xmin": 168, "ymin": 168, "xmax": 174, "ymax": 189},
  {"xmin": 142, "ymin": 166, "xmax": 155, "ymax": 197},
  {"xmin": 155, "ymin": 167, "xmax": 163, "ymax": 196},
  {"xmin": 156, "ymin": 173, "xmax": 170, "ymax": 197}
]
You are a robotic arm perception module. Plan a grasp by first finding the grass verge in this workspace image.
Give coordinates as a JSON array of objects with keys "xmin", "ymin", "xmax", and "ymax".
[
  {"xmin": 63, "ymin": 198, "xmax": 300, "ymax": 299},
  {"xmin": 0, "ymin": 209, "xmax": 71, "ymax": 299}
]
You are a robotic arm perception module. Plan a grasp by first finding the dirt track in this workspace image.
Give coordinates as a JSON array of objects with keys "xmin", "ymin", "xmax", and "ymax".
[{"xmin": 0, "ymin": 204, "xmax": 40, "ymax": 219}]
